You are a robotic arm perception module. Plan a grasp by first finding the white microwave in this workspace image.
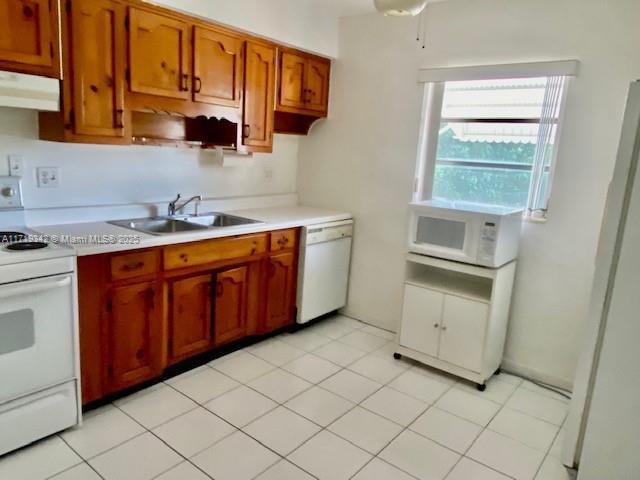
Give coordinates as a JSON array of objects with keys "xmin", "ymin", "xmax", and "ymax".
[{"xmin": 409, "ymin": 200, "xmax": 523, "ymax": 268}]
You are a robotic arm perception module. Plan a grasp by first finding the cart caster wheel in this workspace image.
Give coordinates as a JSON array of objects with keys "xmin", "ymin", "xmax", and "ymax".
[
  {"xmin": 477, "ymin": 383, "xmax": 487, "ymax": 392},
  {"xmin": 393, "ymin": 353, "xmax": 402, "ymax": 360},
  {"xmin": 495, "ymin": 367, "xmax": 502, "ymax": 375}
]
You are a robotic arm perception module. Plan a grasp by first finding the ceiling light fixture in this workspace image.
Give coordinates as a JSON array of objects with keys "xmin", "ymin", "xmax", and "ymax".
[{"xmin": 373, "ymin": 0, "xmax": 428, "ymax": 16}]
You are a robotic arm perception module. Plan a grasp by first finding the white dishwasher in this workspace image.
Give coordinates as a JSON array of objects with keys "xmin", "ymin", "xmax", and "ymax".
[{"xmin": 297, "ymin": 220, "xmax": 353, "ymax": 324}]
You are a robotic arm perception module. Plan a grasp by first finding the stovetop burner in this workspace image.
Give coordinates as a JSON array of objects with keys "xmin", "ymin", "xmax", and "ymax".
[
  {"xmin": 5, "ymin": 241, "xmax": 49, "ymax": 251},
  {"xmin": 0, "ymin": 231, "xmax": 27, "ymax": 243}
]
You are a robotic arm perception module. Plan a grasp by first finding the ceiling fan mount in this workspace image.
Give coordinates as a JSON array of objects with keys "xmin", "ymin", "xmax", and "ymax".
[{"xmin": 373, "ymin": 0, "xmax": 428, "ymax": 16}]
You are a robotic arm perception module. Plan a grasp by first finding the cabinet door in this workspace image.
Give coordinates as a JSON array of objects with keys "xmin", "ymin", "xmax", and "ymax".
[
  {"xmin": 0, "ymin": 0, "xmax": 58, "ymax": 75},
  {"xmin": 107, "ymin": 281, "xmax": 163, "ymax": 391},
  {"xmin": 169, "ymin": 274, "xmax": 213, "ymax": 362},
  {"xmin": 128, "ymin": 8, "xmax": 189, "ymax": 99},
  {"xmin": 305, "ymin": 57, "xmax": 330, "ymax": 114},
  {"xmin": 399, "ymin": 285, "xmax": 443, "ymax": 357},
  {"xmin": 214, "ymin": 266, "xmax": 248, "ymax": 346},
  {"xmin": 439, "ymin": 295, "xmax": 488, "ymax": 373},
  {"xmin": 265, "ymin": 252, "xmax": 296, "ymax": 333},
  {"xmin": 278, "ymin": 51, "xmax": 306, "ymax": 110},
  {"xmin": 243, "ymin": 41, "xmax": 275, "ymax": 150},
  {"xmin": 193, "ymin": 26, "xmax": 243, "ymax": 107},
  {"xmin": 69, "ymin": 0, "xmax": 125, "ymax": 137}
]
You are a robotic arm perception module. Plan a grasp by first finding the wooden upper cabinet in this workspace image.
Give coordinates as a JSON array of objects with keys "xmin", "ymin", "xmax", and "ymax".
[
  {"xmin": 106, "ymin": 281, "xmax": 164, "ymax": 391},
  {"xmin": 193, "ymin": 26, "xmax": 243, "ymax": 107},
  {"xmin": 169, "ymin": 274, "xmax": 214, "ymax": 363},
  {"xmin": 305, "ymin": 57, "xmax": 330, "ymax": 114},
  {"xmin": 214, "ymin": 266, "xmax": 248, "ymax": 346},
  {"xmin": 278, "ymin": 51, "xmax": 307, "ymax": 111},
  {"xmin": 264, "ymin": 252, "xmax": 297, "ymax": 333},
  {"xmin": 243, "ymin": 40, "xmax": 275, "ymax": 151},
  {"xmin": 128, "ymin": 7, "xmax": 190, "ymax": 100},
  {"xmin": 276, "ymin": 49, "xmax": 330, "ymax": 117},
  {"xmin": 0, "ymin": 0, "xmax": 60, "ymax": 78},
  {"xmin": 69, "ymin": 0, "xmax": 126, "ymax": 137}
]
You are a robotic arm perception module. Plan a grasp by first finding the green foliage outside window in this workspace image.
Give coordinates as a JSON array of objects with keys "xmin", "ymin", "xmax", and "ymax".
[{"xmin": 433, "ymin": 127, "xmax": 537, "ymax": 208}]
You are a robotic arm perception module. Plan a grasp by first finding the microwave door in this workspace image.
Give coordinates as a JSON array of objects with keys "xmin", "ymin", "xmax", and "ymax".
[{"xmin": 413, "ymin": 213, "xmax": 480, "ymax": 264}]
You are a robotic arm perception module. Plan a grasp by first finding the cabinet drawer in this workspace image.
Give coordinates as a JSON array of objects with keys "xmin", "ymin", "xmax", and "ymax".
[
  {"xmin": 110, "ymin": 250, "xmax": 158, "ymax": 280},
  {"xmin": 270, "ymin": 229, "xmax": 297, "ymax": 251},
  {"xmin": 164, "ymin": 234, "xmax": 268, "ymax": 270}
]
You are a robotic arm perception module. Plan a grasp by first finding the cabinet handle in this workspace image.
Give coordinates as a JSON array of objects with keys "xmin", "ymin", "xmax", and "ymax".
[
  {"xmin": 121, "ymin": 260, "xmax": 144, "ymax": 271},
  {"xmin": 194, "ymin": 76, "xmax": 202, "ymax": 93},
  {"xmin": 181, "ymin": 74, "xmax": 189, "ymax": 91},
  {"xmin": 242, "ymin": 124, "xmax": 251, "ymax": 139},
  {"xmin": 115, "ymin": 109, "xmax": 124, "ymax": 129}
]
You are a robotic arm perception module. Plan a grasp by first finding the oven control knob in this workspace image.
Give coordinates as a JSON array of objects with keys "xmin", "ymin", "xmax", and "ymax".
[{"xmin": 1, "ymin": 187, "xmax": 16, "ymax": 198}]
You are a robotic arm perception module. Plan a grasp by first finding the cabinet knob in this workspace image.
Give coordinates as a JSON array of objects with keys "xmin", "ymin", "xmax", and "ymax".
[
  {"xmin": 442, "ymin": 326, "xmax": 447, "ymax": 331},
  {"xmin": 434, "ymin": 323, "xmax": 439, "ymax": 328}
]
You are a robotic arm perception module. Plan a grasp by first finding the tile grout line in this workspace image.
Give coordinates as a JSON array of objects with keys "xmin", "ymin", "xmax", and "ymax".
[{"xmin": 160, "ymin": 375, "xmax": 322, "ymax": 480}]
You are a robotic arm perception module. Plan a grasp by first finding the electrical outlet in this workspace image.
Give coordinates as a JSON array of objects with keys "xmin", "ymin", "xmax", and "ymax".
[
  {"xmin": 37, "ymin": 167, "xmax": 60, "ymax": 188},
  {"xmin": 8, "ymin": 154, "xmax": 23, "ymax": 177}
]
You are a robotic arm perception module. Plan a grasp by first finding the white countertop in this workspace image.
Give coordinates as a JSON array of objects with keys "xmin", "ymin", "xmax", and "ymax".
[{"xmin": 33, "ymin": 205, "xmax": 352, "ymax": 257}]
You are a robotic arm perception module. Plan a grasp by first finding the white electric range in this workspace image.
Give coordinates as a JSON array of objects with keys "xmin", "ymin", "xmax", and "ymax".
[{"xmin": 0, "ymin": 176, "xmax": 80, "ymax": 456}]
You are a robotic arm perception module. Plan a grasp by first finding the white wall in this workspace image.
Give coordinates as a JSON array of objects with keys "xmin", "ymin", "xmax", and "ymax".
[
  {"xmin": 0, "ymin": 108, "xmax": 297, "ymax": 213},
  {"xmin": 151, "ymin": 0, "xmax": 339, "ymax": 57},
  {"xmin": 297, "ymin": 0, "xmax": 640, "ymax": 387}
]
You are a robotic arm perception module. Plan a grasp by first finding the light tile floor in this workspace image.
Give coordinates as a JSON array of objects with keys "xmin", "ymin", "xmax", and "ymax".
[{"xmin": 0, "ymin": 314, "xmax": 578, "ymax": 480}]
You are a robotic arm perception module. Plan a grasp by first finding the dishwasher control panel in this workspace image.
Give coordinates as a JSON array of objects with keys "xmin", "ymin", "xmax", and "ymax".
[{"xmin": 305, "ymin": 223, "xmax": 353, "ymax": 245}]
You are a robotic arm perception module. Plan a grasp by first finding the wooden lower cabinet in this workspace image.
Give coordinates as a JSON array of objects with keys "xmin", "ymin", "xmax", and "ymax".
[
  {"xmin": 78, "ymin": 229, "xmax": 299, "ymax": 405},
  {"xmin": 265, "ymin": 252, "xmax": 297, "ymax": 332},
  {"xmin": 214, "ymin": 266, "xmax": 248, "ymax": 346},
  {"xmin": 106, "ymin": 281, "xmax": 164, "ymax": 392},
  {"xmin": 169, "ymin": 274, "xmax": 214, "ymax": 363}
]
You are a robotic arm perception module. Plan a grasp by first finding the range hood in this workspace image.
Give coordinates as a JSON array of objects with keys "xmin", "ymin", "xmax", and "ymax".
[{"xmin": 0, "ymin": 70, "xmax": 60, "ymax": 111}]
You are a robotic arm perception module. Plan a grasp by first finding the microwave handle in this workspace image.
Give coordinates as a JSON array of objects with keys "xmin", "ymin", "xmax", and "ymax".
[{"xmin": 0, "ymin": 276, "xmax": 71, "ymax": 300}]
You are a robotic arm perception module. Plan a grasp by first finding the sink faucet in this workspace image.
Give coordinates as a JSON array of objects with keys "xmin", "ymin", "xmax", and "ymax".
[{"xmin": 168, "ymin": 194, "xmax": 202, "ymax": 216}]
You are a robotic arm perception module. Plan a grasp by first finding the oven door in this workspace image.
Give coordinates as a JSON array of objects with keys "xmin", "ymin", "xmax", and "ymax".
[
  {"xmin": 0, "ymin": 274, "xmax": 76, "ymax": 403},
  {"xmin": 409, "ymin": 208, "xmax": 482, "ymax": 264}
]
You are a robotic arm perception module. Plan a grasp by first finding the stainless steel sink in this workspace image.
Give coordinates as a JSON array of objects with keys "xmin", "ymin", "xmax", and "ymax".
[
  {"xmin": 181, "ymin": 213, "xmax": 262, "ymax": 228},
  {"xmin": 109, "ymin": 217, "xmax": 210, "ymax": 235},
  {"xmin": 109, "ymin": 213, "xmax": 261, "ymax": 236}
]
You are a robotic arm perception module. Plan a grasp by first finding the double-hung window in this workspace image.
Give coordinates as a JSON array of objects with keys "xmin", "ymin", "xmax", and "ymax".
[{"xmin": 416, "ymin": 62, "xmax": 577, "ymax": 218}]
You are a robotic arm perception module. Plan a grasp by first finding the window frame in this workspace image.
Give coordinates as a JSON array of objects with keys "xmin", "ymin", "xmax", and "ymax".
[{"xmin": 413, "ymin": 61, "xmax": 577, "ymax": 218}]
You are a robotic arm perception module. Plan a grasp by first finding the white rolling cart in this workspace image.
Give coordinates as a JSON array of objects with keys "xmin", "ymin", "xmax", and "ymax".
[{"xmin": 394, "ymin": 253, "xmax": 517, "ymax": 390}]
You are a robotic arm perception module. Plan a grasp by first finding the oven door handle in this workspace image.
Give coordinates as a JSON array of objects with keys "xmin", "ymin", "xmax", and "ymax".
[{"xmin": 0, "ymin": 276, "xmax": 71, "ymax": 299}]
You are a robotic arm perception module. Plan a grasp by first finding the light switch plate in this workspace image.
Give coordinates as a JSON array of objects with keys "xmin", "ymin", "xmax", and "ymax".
[
  {"xmin": 37, "ymin": 167, "xmax": 60, "ymax": 188},
  {"xmin": 8, "ymin": 154, "xmax": 23, "ymax": 177}
]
